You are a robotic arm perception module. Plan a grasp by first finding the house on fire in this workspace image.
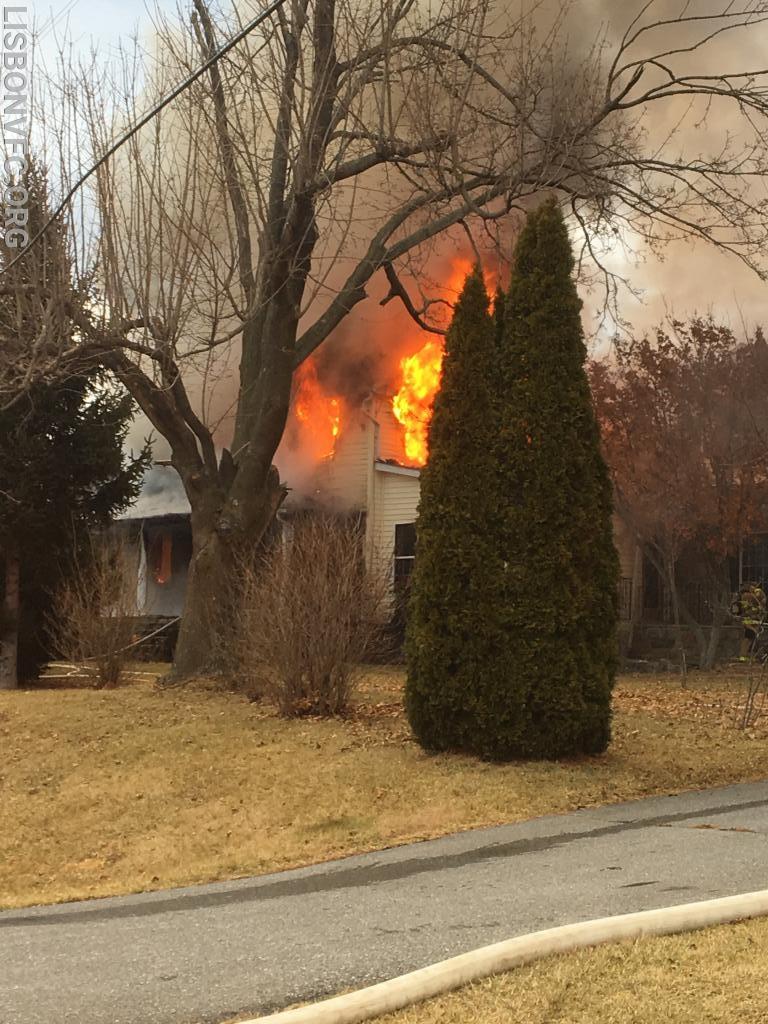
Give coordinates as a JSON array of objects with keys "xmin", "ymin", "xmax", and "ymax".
[
  {"xmin": 119, "ymin": 396, "xmax": 429, "ymax": 627},
  {"xmin": 117, "ymin": 395, "xmax": 643, "ymax": 649}
]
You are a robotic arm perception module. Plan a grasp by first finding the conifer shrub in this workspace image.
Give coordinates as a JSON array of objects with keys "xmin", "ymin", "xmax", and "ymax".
[{"xmin": 406, "ymin": 205, "xmax": 619, "ymax": 760}]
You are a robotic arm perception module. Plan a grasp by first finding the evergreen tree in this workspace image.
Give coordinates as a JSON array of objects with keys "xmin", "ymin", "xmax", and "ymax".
[
  {"xmin": 405, "ymin": 269, "xmax": 506, "ymax": 750},
  {"xmin": 489, "ymin": 200, "xmax": 619, "ymax": 758},
  {"xmin": 406, "ymin": 204, "xmax": 618, "ymax": 761},
  {"xmin": 0, "ymin": 164, "xmax": 149, "ymax": 686}
]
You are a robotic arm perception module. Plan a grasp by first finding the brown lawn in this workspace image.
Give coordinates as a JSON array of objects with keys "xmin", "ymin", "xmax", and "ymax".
[{"xmin": 1, "ymin": 666, "xmax": 767, "ymax": 910}]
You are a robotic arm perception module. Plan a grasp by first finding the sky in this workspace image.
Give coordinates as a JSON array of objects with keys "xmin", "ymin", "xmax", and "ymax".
[{"xmin": 36, "ymin": 0, "xmax": 179, "ymax": 60}]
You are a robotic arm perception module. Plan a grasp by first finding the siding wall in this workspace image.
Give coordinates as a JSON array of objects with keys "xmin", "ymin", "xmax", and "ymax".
[
  {"xmin": 317, "ymin": 412, "xmax": 370, "ymax": 509},
  {"xmin": 373, "ymin": 397, "xmax": 409, "ymax": 464},
  {"xmin": 369, "ymin": 468, "xmax": 421, "ymax": 587}
]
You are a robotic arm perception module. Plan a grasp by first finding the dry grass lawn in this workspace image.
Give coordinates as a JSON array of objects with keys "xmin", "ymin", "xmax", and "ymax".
[
  {"xmin": 2, "ymin": 666, "xmax": 768, "ymax": 910},
  {"xmin": 378, "ymin": 917, "xmax": 768, "ymax": 1023}
]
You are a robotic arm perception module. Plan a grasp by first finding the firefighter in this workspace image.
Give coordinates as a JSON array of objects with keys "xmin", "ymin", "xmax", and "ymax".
[{"xmin": 732, "ymin": 580, "xmax": 767, "ymax": 660}]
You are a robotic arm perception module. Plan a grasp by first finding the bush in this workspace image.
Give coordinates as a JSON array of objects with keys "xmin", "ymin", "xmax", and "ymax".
[
  {"xmin": 48, "ymin": 538, "xmax": 138, "ymax": 688},
  {"xmin": 231, "ymin": 515, "xmax": 388, "ymax": 716},
  {"xmin": 406, "ymin": 206, "xmax": 619, "ymax": 762}
]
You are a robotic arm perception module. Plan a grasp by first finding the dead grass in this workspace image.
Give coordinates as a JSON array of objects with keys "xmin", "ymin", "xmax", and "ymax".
[
  {"xmin": 378, "ymin": 917, "xmax": 768, "ymax": 1023},
  {"xmin": 2, "ymin": 666, "xmax": 768, "ymax": 910}
]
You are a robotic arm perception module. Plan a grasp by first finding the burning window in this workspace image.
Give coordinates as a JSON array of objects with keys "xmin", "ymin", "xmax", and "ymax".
[
  {"xmin": 392, "ymin": 343, "xmax": 444, "ymax": 466},
  {"xmin": 149, "ymin": 530, "xmax": 173, "ymax": 585}
]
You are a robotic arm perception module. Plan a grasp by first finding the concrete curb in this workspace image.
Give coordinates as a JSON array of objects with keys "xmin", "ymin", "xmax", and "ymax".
[{"xmin": 243, "ymin": 889, "xmax": 768, "ymax": 1024}]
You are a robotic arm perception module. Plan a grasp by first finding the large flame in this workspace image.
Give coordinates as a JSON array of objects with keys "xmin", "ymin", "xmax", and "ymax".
[
  {"xmin": 292, "ymin": 360, "xmax": 343, "ymax": 461},
  {"xmin": 392, "ymin": 341, "xmax": 444, "ymax": 465},
  {"xmin": 284, "ymin": 258, "xmax": 493, "ymax": 474},
  {"xmin": 392, "ymin": 258, "xmax": 493, "ymax": 466}
]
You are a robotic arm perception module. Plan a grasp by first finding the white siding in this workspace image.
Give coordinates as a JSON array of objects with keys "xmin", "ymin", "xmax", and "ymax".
[
  {"xmin": 314, "ymin": 411, "xmax": 371, "ymax": 509},
  {"xmin": 369, "ymin": 468, "xmax": 421, "ymax": 590},
  {"xmin": 372, "ymin": 397, "xmax": 409, "ymax": 464}
]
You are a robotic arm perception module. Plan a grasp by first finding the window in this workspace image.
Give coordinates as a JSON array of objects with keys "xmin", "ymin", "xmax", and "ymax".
[
  {"xmin": 394, "ymin": 523, "xmax": 416, "ymax": 587},
  {"xmin": 741, "ymin": 535, "xmax": 768, "ymax": 587},
  {"xmin": 642, "ymin": 554, "xmax": 661, "ymax": 615},
  {"xmin": 148, "ymin": 530, "xmax": 173, "ymax": 585}
]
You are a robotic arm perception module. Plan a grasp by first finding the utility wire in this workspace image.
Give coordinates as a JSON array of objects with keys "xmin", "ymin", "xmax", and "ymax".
[{"xmin": 2, "ymin": 0, "xmax": 287, "ymax": 276}]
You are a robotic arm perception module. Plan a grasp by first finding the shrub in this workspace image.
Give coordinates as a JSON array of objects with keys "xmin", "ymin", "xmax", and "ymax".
[
  {"xmin": 48, "ymin": 538, "xmax": 138, "ymax": 688},
  {"xmin": 231, "ymin": 514, "xmax": 387, "ymax": 717},
  {"xmin": 406, "ymin": 206, "xmax": 619, "ymax": 762}
]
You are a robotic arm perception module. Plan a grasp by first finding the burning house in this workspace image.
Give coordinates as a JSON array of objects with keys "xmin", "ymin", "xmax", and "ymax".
[
  {"xmin": 119, "ymin": 369, "xmax": 640, "ymax": 649},
  {"xmin": 118, "ymin": 394, "xmax": 428, "ymax": 631}
]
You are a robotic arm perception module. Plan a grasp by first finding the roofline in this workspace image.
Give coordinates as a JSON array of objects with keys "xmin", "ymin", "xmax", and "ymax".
[
  {"xmin": 117, "ymin": 512, "xmax": 191, "ymax": 524},
  {"xmin": 374, "ymin": 460, "xmax": 421, "ymax": 478}
]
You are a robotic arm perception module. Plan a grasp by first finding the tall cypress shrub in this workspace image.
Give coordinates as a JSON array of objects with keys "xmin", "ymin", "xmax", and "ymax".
[
  {"xmin": 405, "ymin": 269, "xmax": 506, "ymax": 751},
  {"xmin": 490, "ymin": 200, "xmax": 619, "ymax": 758}
]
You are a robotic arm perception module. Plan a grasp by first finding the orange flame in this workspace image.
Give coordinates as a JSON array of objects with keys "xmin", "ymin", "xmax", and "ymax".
[
  {"xmin": 392, "ymin": 341, "xmax": 444, "ymax": 465},
  {"xmin": 292, "ymin": 361, "xmax": 343, "ymax": 460},
  {"xmin": 392, "ymin": 258, "xmax": 494, "ymax": 467}
]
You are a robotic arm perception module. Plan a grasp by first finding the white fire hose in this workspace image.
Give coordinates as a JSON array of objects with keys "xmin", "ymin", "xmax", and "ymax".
[{"xmin": 245, "ymin": 890, "xmax": 768, "ymax": 1024}]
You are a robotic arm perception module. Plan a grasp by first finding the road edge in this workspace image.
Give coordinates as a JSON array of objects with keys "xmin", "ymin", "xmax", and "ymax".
[{"xmin": 243, "ymin": 889, "xmax": 768, "ymax": 1024}]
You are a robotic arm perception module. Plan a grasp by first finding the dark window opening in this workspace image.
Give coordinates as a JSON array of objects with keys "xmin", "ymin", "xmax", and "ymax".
[
  {"xmin": 394, "ymin": 523, "xmax": 416, "ymax": 587},
  {"xmin": 148, "ymin": 530, "xmax": 173, "ymax": 585},
  {"xmin": 742, "ymin": 535, "xmax": 768, "ymax": 588},
  {"xmin": 643, "ymin": 555, "xmax": 661, "ymax": 614}
]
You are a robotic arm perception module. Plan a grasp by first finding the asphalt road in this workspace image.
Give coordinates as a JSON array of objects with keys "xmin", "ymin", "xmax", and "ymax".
[{"xmin": 3, "ymin": 780, "xmax": 768, "ymax": 1024}]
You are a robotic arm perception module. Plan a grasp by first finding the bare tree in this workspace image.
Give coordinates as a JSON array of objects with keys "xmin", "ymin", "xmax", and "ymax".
[
  {"xmin": 17, "ymin": 0, "xmax": 768, "ymax": 675},
  {"xmin": 591, "ymin": 319, "xmax": 768, "ymax": 670}
]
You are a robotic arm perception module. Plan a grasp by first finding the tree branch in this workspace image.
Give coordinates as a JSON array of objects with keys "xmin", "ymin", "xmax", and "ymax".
[{"xmin": 380, "ymin": 261, "xmax": 447, "ymax": 336}]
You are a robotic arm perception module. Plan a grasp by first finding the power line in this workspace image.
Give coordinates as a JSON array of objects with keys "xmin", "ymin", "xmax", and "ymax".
[
  {"xmin": 36, "ymin": 0, "xmax": 83, "ymax": 41},
  {"xmin": 2, "ymin": 0, "xmax": 287, "ymax": 275}
]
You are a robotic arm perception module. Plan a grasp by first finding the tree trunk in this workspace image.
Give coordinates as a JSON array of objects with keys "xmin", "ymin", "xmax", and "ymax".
[
  {"xmin": 663, "ymin": 555, "xmax": 688, "ymax": 684},
  {"xmin": 171, "ymin": 467, "xmax": 287, "ymax": 678},
  {"xmin": 701, "ymin": 562, "xmax": 732, "ymax": 671},
  {"xmin": 626, "ymin": 543, "xmax": 643, "ymax": 655},
  {"xmin": 677, "ymin": 597, "xmax": 707, "ymax": 670},
  {"xmin": 0, "ymin": 548, "xmax": 20, "ymax": 690},
  {"xmin": 172, "ymin": 522, "xmax": 234, "ymax": 678},
  {"xmin": 702, "ymin": 610, "xmax": 725, "ymax": 671}
]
